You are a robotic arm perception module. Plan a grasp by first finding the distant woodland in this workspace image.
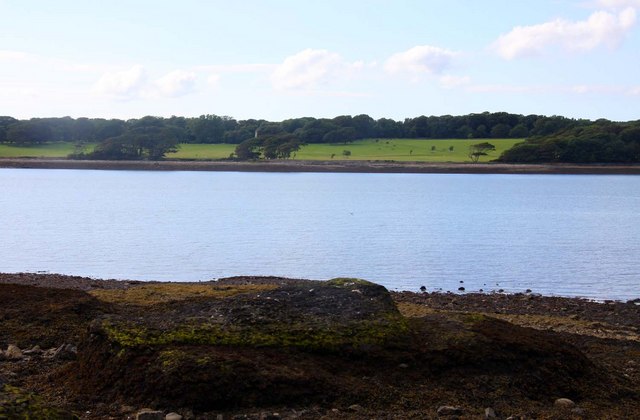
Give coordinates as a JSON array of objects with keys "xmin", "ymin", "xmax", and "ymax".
[{"xmin": 0, "ymin": 113, "xmax": 638, "ymax": 163}]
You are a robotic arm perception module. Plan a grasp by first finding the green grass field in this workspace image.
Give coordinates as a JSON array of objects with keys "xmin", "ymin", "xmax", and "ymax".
[
  {"xmin": 0, "ymin": 142, "xmax": 94, "ymax": 158},
  {"xmin": 0, "ymin": 138, "xmax": 523, "ymax": 162},
  {"xmin": 166, "ymin": 143, "xmax": 237, "ymax": 160},
  {"xmin": 166, "ymin": 138, "xmax": 523, "ymax": 162}
]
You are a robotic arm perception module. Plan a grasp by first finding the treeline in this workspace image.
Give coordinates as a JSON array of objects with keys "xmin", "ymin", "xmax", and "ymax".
[
  {"xmin": 499, "ymin": 119, "xmax": 640, "ymax": 163},
  {"xmin": 0, "ymin": 112, "xmax": 578, "ymax": 146},
  {"xmin": 2, "ymin": 113, "xmax": 638, "ymax": 162}
]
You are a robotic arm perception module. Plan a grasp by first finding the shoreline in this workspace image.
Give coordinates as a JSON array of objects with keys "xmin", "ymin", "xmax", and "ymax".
[
  {"xmin": 1, "ymin": 272, "xmax": 639, "ymax": 418},
  {"xmin": 1, "ymin": 157, "xmax": 640, "ymax": 174}
]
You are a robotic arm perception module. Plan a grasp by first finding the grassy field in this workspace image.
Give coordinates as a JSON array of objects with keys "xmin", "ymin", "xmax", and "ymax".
[
  {"xmin": 294, "ymin": 138, "xmax": 523, "ymax": 162},
  {"xmin": 0, "ymin": 139, "xmax": 523, "ymax": 162},
  {"xmin": 166, "ymin": 143, "xmax": 237, "ymax": 160},
  {"xmin": 0, "ymin": 142, "xmax": 94, "ymax": 158},
  {"xmin": 166, "ymin": 138, "xmax": 523, "ymax": 162}
]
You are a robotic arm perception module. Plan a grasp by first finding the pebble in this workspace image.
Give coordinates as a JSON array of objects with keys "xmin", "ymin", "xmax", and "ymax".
[
  {"xmin": 136, "ymin": 409, "xmax": 164, "ymax": 420},
  {"xmin": 398, "ymin": 363, "xmax": 409, "ymax": 368},
  {"xmin": 347, "ymin": 404, "xmax": 363, "ymax": 412},
  {"xmin": 485, "ymin": 407, "xmax": 497, "ymax": 418},
  {"xmin": 437, "ymin": 405, "xmax": 462, "ymax": 416},
  {"xmin": 5, "ymin": 344, "xmax": 23, "ymax": 360},
  {"xmin": 166, "ymin": 413, "xmax": 183, "ymax": 420},
  {"xmin": 554, "ymin": 398, "xmax": 576, "ymax": 409}
]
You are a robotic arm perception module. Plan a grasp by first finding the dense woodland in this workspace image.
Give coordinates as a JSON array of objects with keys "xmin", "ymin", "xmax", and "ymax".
[{"xmin": 0, "ymin": 113, "xmax": 638, "ymax": 162}]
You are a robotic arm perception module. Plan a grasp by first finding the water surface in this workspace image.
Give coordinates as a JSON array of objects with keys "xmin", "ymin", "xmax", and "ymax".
[{"xmin": 1, "ymin": 169, "xmax": 638, "ymax": 300}]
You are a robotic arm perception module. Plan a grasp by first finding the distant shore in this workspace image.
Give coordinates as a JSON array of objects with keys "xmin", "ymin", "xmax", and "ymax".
[{"xmin": 1, "ymin": 157, "xmax": 640, "ymax": 174}]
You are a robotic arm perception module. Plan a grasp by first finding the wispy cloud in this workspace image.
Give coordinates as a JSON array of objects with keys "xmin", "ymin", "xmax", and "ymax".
[
  {"xmin": 493, "ymin": 8, "xmax": 637, "ymax": 59},
  {"xmin": 439, "ymin": 75, "xmax": 471, "ymax": 89},
  {"xmin": 467, "ymin": 83, "xmax": 637, "ymax": 96},
  {"xmin": 590, "ymin": 0, "xmax": 640, "ymax": 9},
  {"xmin": 384, "ymin": 45, "xmax": 458, "ymax": 78},
  {"xmin": 270, "ymin": 49, "xmax": 361, "ymax": 91}
]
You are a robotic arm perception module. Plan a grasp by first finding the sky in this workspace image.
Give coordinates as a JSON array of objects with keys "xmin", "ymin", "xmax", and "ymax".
[{"xmin": 1, "ymin": 0, "xmax": 639, "ymax": 122}]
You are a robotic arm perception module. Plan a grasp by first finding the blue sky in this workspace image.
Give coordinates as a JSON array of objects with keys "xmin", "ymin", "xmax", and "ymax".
[{"xmin": 1, "ymin": 0, "xmax": 639, "ymax": 121}]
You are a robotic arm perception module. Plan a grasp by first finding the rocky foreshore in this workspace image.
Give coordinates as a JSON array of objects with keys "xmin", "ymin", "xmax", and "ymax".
[
  {"xmin": 1, "ymin": 273, "xmax": 638, "ymax": 419},
  {"xmin": 2, "ymin": 157, "xmax": 640, "ymax": 174}
]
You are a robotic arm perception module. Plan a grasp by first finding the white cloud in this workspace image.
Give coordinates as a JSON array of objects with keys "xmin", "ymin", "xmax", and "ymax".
[
  {"xmin": 271, "ymin": 49, "xmax": 347, "ymax": 90},
  {"xmin": 154, "ymin": 70, "xmax": 196, "ymax": 97},
  {"xmin": 93, "ymin": 65, "xmax": 147, "ymax": 99},
  {"xmin": 384, "ymin": 45, "xmax": 457, "ymax": 77},
  {"xmin": 493, "ymin": 8, "xmax": 637, "ymax": 59}
]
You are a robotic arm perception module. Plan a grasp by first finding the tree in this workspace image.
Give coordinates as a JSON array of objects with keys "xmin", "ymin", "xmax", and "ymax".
[{"xmin": 468, "ymin": 142, "xmax": 496, "ymax": 163}]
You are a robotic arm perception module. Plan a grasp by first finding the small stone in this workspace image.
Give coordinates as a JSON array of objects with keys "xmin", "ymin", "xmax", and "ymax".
[
  {"xmin": 398, "ymin": 363, "xmax": 409, "ymax": 369},
  {"xmin": 136, "ymin": 409, "xmax": 164, "ymax": 420},
  {"xmin": 554, "ymin": 398, "xmax": 576, "ymax": 409},
  {"xmin": 5, "ymin": 344, "xmax": 23, "ymax": 360},
  {"xmin": 347, "ymin": 404, "xmax": 363, "ymax": 412},
  {"xmin": 498, "ymin": 289, "xmax": 504, "ymax": 293},
  {"xmin": 571, "ymin": 407, "xmax": 586, "ymax": 416},
  {"xmin": 437, "ymin": 406, "xmax": 462, "ymax": 416},
  {"xmin": 166, "ymin": 413, "xmax": 183, "ymax": 420},
  {"xmin": 485, "ymin": 407, "xmax": 497, "ymax": 418},
  {"xmin": 50, "ymin": 344, "xmax": 78, "ymax": 360},
  {"xmin": 23, "ymin": 345, "xmax": 42, "ymax": 355},
  {"xmin": 525, "ymin": 289, "xmax": 532, "ymax": 293},
  {"xmin": 420, "ymin": 285, "xmax": 427, "ymax": 292},
  {"xmin": 458, "ymin": 287, "xmax": 465, "ymax": 291}
]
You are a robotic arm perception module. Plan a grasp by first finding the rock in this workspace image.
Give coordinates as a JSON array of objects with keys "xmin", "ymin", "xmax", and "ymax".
[
  {"xmin": 437, "ymin": 406, "xmax": 462, "ymax": 416},
  {"xmin": 398, "ymin": 363, "xmax": 409, "ymax": 368},
  {"xmin": 166, "ymin": 413, "xmax": 183, "ymax": 420},
  {"xmin": 347, "ymin": 404, "xmax": 363, "ymax": 412},
  {"xmin": 23, "ymin": 345, "xmax": 42, "ymax": 355},
  {"xmin": 458, "ymin": 287, "xmax": 465, "ymax": 291},
  {"xmin": 5, "ymin": 344, "xmax": 23, "ymax": 360},
  {"xmin": 485, "ymin": 407, "xmax": 497, "ymax": 418},
  {"xmin": 554, "ymin": 398, "xmax": 576, "ymax": 409},
  {"xmin": 136, "ymin": 409, "xmax": 164, "ymax": 420},
  {"xmin": 525, "ymin": 289, "xmax": 532, "ymax": 293},
  {"xmin": 46, "ymin": 343, "xmax": 77, "ymax": 360}
]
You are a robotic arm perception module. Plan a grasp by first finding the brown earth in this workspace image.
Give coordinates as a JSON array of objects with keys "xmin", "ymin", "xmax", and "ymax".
[
  {"xmin": 1, "ymin": 273, "xmax": 638, "ymax": 419},
  {"xmin": 2, "ymin": 158, "xmax": 640, "ymax": 174}
]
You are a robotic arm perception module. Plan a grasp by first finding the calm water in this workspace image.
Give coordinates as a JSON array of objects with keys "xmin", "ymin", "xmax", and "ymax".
[{"xmin": 1, "ymin": 168, "xmax": 638, "ymax": 301}]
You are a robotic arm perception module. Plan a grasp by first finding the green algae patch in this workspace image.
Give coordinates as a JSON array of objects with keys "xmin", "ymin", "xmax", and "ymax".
[
  {"xmin": 101, "ymin": 315, "xmax": 408, "ymax": 352},
  {"xmin": 90, "ymin": 283, "xmax": 277, "ymax": 306},
  {"xmin": 95, "ymin": 277, "xmax": 408, "ymax": 352},
  {"xmin": 0, "ymin": 385, "xmax": 77, "ymax": 420}
]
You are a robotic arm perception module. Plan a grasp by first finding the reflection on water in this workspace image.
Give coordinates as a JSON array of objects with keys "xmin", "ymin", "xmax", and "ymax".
[{"xmin": 1, "ymin": 169, "xmax": 639, "ymax": 300}]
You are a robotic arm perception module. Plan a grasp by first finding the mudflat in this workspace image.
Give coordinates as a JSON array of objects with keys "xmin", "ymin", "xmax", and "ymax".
[
  {"xmin": 1, "ymin": 273, "xmax": 638, "ymax": 419},
  {"xmin": 1, "ymin": 157, "xmax": 640, "ymax": 174}
]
